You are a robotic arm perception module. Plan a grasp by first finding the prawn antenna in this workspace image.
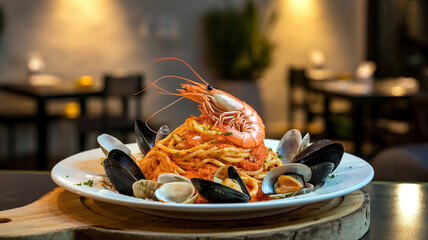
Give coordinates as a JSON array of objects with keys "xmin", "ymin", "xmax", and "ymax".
[
  {"xmin": 134, "ymin": 57, "xmax": 209, "ymax": 95},
  {"xmin": 145, "ymin": 96, "xmax": 185, "ymax": 134}
]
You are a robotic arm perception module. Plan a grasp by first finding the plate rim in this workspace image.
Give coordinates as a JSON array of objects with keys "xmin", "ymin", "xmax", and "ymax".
[{"xmin": 51, "ymin": 139, "xmax": 374, "ymax": 213}]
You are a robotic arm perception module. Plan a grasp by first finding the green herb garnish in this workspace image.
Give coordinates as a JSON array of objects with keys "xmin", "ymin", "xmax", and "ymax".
[
  {"xmin": 268, "ymin": 148, "xmax": 272, "ymax": 151},
  {"xmin": 277, "ymin": 155, "xmax": 282, "ymax": 158},
  {"xmin": 76, "ymin": 183, "xmax": 82, "ymax": 186},
  {"xmin": 66, "ymin": 175, "xmax": 69, "ymax": 178},
  {"xmin": 83, "ymin": 180, "xmax": 94, "ymax": 187},
  {"xmin": 175, "ymin": 152, "xmax": 179, "ymax": 157},
  {"xmin": 224, "ymin": 132, "xmax": 233, "ymax": 136}
]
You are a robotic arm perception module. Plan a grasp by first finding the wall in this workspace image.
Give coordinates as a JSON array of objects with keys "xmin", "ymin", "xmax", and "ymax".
[{"xmin": 0, "ymin": 0, "xmax": 365, "ymax": 161}]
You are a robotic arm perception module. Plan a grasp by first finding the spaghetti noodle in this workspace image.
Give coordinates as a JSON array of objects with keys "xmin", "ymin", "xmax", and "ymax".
[{"xmin": 137, "ymin": 115, "xmax": 282, "ymax": 200}]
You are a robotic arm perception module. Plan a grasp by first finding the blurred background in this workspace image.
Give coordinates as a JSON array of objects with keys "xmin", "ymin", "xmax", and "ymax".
[{"xmin": 0, "ymin": 0, "xmax": 427, "ymax": 181}]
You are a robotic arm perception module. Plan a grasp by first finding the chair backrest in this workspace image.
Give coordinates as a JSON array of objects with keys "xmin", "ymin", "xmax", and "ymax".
[{"xmin": 102, "ymin": 74, "xmax": 144, "ymax": 119}]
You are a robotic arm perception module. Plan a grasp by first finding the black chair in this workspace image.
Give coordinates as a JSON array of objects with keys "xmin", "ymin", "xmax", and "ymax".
[
  {"xmin": 78, "ymin": 74, "xmax": 144, "ymax": 151},
  {"xmin": 287, "ymin": 67, "xmax": 322, "ymax": 134}
]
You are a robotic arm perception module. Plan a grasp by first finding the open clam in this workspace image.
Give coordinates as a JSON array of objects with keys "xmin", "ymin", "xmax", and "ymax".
[
  {"xmin": 277, "ymin": 129, "xmax": 344, "ymax": 186},
  {"xmin": 103, "ymin": 149, "xmax": 146, "ymax": 196},
  {"xmin": 261, "ymin": 163, "xmax": 313, "ymax": 198},
  {"xmin": 191, "ymin": 166, "xmax": 250, "ymax": 203},
  {"xmin": 132, "ymin": 173, "xmax": 197, "ymax": 203}
]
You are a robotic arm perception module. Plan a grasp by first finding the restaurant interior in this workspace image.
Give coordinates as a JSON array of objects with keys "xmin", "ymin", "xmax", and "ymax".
[
  {"xmin": 1, "ymin": 0, "xmax": 428, "ymax": 239},
  {"xmin": 0, "ymin": 0, "xmax": 427, "ymax": 179}
]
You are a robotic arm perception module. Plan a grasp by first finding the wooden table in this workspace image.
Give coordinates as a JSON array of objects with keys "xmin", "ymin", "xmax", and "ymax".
[
  {"xmin": 1, "ymin": 171, "xmax": 427, "ymax": 239},
  {"xmin": 308, "ymin": 79, "xmax": 418, "ymax": 157},
  {"xmin": 0, "ymin": 84, "xmax": 102, "ymax": 170}
]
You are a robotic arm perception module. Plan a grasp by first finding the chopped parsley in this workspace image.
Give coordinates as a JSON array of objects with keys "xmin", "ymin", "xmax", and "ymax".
[
  {"xmin": 175, "ymin": 152, "xmax": 179, "ymax": 157},
  {"xmin": 66, "ymin": 175, "xmax": 69, "ymax": 178},
  {"xmin": 268, "ymin": 148, "xmax": 272, "ymax": 151},
  {"xmin": 224, "ymin": 132, "xmax": 233, "ymax": 136},
  {"xmin": 277, "ymin": 154, "xmax": 282, "ymax": 159},
  {"xmin": 329, "ymin": 173, "xmax": 337, "ymax": 178},
  {"xmin": 76, "ymin": 180, "xmax": 94, "ymax": 187},
  {"xmin": 83, "ymin": 180, "xmax": 94, "ymax": 187}
]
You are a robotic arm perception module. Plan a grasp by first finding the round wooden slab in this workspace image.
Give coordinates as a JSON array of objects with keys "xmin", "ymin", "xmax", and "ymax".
[{"xmin": 0, "ymin": 187, "xmax": 370, "ymax": 239}]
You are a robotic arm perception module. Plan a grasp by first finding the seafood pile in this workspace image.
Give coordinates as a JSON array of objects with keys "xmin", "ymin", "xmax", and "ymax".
[
  {"xmin": 99, "ymin": 126, "xmax": 344, "ymax": 204},
  {"xmin": 97, "ymin": 58, "xmax": 344, "ymax": 204}
]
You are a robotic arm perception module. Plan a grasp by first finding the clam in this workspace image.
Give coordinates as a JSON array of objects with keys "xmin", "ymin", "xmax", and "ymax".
[
  {"xmin": 277, "ymin": 129, "xmax": 310, "ymax": 164},
  {"xmin": 97, "ymin": 133, "xmax": 131, "ymax": 157},
  {"xmin": 277, "ymin": 129, "xmax": 344, "ymax": 186},
  {"xmin": 155, "ymin": 173, "xmax": 198, "ymax": 203},
  {"xmin": 133, "ymin": 173, "xmax": 197, "ymax": 203},
  {"xmin": 155, "ymin": 182, "xmax": 198, "ymax": 204},
  {"xmin": 261, "ymin": 163, "xmax": 313, "ymax": 198},
  {"xmin": 102, "ymin": 149, "xmax": 146, "ymax": 196},
  {"xmin": 132, "ymin": 179, "xmax": 162, "ymax": 199},
  {"xmin": 191, "ymin": 166, "xmax": 250, "ymax": 203}
]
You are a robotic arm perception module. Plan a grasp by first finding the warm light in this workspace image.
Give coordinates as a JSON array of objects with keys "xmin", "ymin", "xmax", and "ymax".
[
  {"xmin": 391, "ymin": 86, "xmax": 405, "ymax": 96},
  {"xmin": 398, "ymin": 184, "xmax": 420, "ymax": 216},
  {"xmin": 79, "ymin": 75, "xmax": 93, "ymax": 86},
  {"xmin": 65, "ymin": 102, "xmax": 81, "ymax": 118},
  {"xmin": 287, "ymin": 0, "xmax": 313, "ymax": 15}
]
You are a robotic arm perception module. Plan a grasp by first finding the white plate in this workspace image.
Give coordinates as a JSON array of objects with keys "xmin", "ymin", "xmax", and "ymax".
[{"xmin": 51, "ymin": 139, "xmax": 374, "ymax": 220}]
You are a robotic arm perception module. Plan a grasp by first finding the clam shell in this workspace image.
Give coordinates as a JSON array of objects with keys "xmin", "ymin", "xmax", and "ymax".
[
  {"xmin": 157, "ymin": 173, "xmax": 191, "ymax": 184},
  {"xmin": 276, "ymin": 129, "xmax": 302, "ymax": 164},
  {"xmin": 132, "ymin": 179, "xmax": 162, "ymax": 200},
  {"xmin": 261, "ymin": 163, "xmax": 312, "ymax": 194},
  {"xmin": 155, "ymin": 182, "xmax": 196, "ymax": 203}
]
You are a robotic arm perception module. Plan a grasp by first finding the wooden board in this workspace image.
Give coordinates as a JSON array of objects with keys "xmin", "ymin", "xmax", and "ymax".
[{"xmin": 0, "ymin": 188, "xmax": 370, "ymax": 239}]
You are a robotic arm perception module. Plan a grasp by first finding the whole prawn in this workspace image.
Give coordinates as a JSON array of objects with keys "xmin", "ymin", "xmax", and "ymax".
[{"xmin": 140, "ymin": 57, "xmax": 265, "ymax": 149}]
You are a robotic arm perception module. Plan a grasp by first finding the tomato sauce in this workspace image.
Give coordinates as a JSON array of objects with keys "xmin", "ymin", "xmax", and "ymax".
[{"xmin": 236, "ymin": 144, "xmax": 267, "ymax": 171}]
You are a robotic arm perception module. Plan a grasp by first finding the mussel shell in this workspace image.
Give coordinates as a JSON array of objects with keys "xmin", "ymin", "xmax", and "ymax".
[
  {"xmin": 227, "ymin": 166, "xmax": 250, "ymax": 197},
  {"xmin": 191, "ymin": 178, "xmax": 251, "ymax": 203},
  {"xmin": 97, "ymin": 133, "xmax": 131, "ymax": 157},
  {"xmin": 134, "ymin": 120, "xmax": 156, "ymax": 155},
  {"xmin": 308, "ymin": 162, "xmax": 335, "ymax": 185},
  {"xmin": 155, "ymin": 125, "xmax": 171, "ymax": 142},
  {"xmin": 108, "ymin": 149, "xmax": 146, "ymax": 181},
  {"xmin": 292, "ymin": 139, "xmax": 344, "ymax": 172},
  {"xmin": 103, "ymin": 158, "xmax": 137, "ymax": 196}
]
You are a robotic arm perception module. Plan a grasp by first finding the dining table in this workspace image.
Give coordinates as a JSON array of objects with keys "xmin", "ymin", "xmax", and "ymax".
[
  {"xmin": 0, "ymin": 82, "xmax": 103, "ymax": 170},
  {"xmin": 1, "ymin": 170, "xmax": 427, "ymax": 239},
  {"xmin": 307, "ymin": 78, "xmax": 419, "ymax": 157}
]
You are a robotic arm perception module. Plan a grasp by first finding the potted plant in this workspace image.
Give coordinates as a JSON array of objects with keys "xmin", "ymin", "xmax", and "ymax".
[{"xmin": 202, "ymin": 1, "xmax": 274, "ymax": 116}]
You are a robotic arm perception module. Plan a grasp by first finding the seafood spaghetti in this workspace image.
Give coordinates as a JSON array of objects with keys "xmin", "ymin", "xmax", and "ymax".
[
  {"xmin": 136, "ymin": 57, "xmax": 282, "ymax": 201},
  {"xmin": 138, "ymin": 114, "xmax": 282, "ymax": 199},
  {"xmin": 99, "ymin": 58, "xmax": 344, "ymax": 204}
]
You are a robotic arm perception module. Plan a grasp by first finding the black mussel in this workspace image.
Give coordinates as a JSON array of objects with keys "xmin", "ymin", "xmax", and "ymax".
[
  {"xmin": 134, "ymin": 120, "xmax": 156, "ymax": 155},
  {"xmin": 103, "ymin": 149, "xmax": 146, "ymax": 195},
  {"xmin": 155, "ymin": 125, "xmax": 171, "ymax": 142},
  {"xmin": 307, "ymin": 162, "xmax": 335, "ymax": 185},
  {"xmin": 191, "ymin": 178, "xmax": 250, "ymax": 203},
  {"xmin": 227, "ymin": 166, "xmax": 250, "ymax": 197},
  {"xmin": 103, "ymin": 158, "xmax": 138, "ymax": 196},
  {"xmin": 108, "ymin": 149, "xmax": 146, "ymax": 180},
  {"xmin": 291, "ymin": 139, "xmax": 344, "ymax": 185}
]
